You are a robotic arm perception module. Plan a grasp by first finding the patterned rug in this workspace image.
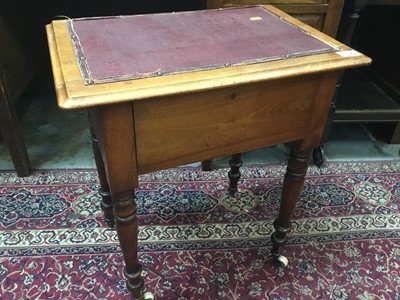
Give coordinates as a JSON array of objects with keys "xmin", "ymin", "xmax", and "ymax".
[{"xmin": 1, "ymin": 161, "xmax": 400, "ymax": 300}]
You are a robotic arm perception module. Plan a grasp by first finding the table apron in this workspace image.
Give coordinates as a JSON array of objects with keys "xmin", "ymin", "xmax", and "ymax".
[{"xmin": 133, "ymin": 73, "xmax": 328, "ymax": 174}]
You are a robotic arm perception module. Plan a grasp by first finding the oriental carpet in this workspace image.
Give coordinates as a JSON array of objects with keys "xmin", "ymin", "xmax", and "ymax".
[{"xmin": 0, "ymin": 161, "xmax": 400, "ymax": 300}]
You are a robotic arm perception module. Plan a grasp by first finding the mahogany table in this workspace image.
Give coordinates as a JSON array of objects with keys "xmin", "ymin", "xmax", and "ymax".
[{"xmin": 46, "ymin": 6, "xmax": 370, "ymax": 299}]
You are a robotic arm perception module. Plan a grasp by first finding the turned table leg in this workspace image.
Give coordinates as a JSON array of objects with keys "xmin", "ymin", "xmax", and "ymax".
[
  {"xmin": 88, "ymin": 104, "xmax": 154, "ymax": 299},
  {"xmin": 228, "ymin": 153, "xmax": 242, "ymax": 195},
  {"xmin": 271, "ymin": 142, "xmax": 312, "ymax": 266},
  {"xmin": 113, "ymin": 190, "xmax": 154, "ymax": 300},
  {"xmin": 88, "ymin": 113, "xmax": 114, "ymax": 226}
]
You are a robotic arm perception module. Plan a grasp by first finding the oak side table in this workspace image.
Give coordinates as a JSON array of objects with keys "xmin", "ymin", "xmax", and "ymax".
[{"xmin": 46, "ymin": 6, "xmax": 370, "ymax": 299}]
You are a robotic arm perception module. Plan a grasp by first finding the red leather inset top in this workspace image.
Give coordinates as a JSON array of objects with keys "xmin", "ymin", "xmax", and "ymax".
[{"xmin": 69, "ymin": 6, "xmax": 336, "ymax": 84}]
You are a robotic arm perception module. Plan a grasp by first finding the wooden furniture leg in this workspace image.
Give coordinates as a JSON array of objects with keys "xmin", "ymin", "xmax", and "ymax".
[
  {"xmin": 113, "ymin": 192, "xmax": 154, "ymax": 300},
  {"xmin": 271, "ymin": 141, "xmax": 312, "ymax": 266},
  {"xmin": 112, "ymin": 190, "xmax": 148, "ymax": 300},
  {"xmin": 228, "ymin": 153, "xmax": 242, "ymax": 195},
  {"xmin": 88, "ymin": 112, "xmax": 114, "ymax": 226},
  {"xmin": 88, "ymin": 104, "xmax": 154, "ymax": 300},
  {"xmin": 0, "ymin": 76, "xmax": 31, "ymax": 177}
]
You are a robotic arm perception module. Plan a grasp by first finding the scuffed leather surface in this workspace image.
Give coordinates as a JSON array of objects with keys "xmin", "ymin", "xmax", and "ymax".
[{"xmin": 70, "ymin": 6, "xmax": 335, "ymax": 83}]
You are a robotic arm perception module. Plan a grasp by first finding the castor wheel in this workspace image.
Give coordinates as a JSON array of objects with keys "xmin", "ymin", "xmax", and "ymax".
[
  {"xmin": 275, "ymin": 255, "xmax": 289, "ymax": 267},
  {"xmin": 143, "ymin": 292, "xmax": 155, "ymax": 300}
]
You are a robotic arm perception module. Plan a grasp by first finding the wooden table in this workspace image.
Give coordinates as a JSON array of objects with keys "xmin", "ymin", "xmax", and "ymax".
[{"xmin": 46, "ymin": 6, "xmax": 370, "ymax": 299}]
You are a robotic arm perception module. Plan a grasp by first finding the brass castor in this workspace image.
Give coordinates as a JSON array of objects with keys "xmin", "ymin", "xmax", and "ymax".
[
  {"xmin": 275, "ymin": 255, "xmax": 289, "ymax": 267},
  {"xmin": 143, "ymin": 292, "xmax": 155, "ymax": 300}
]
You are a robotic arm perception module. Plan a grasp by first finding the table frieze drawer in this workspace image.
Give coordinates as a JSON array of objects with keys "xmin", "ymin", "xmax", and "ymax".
[{"xmin": 134, "ymin": 73, "xmax": 320, "ymax": 174}]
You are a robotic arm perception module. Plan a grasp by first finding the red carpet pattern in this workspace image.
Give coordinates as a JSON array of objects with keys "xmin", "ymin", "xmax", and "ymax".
[{"xmin": 0, "ymin": 161, "xmax": 400, "ymax": 299}]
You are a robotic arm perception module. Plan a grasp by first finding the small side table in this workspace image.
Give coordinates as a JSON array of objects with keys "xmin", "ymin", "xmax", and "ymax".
[{"xmin": 46, "ymin": 6, "xmax": 370, "ymax": 299}]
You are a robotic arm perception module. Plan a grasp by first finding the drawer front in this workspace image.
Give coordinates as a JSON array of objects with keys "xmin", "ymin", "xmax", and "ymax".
[{"xmin": 134, "ymin": 74, "xmax": 322, "ymax": 175}]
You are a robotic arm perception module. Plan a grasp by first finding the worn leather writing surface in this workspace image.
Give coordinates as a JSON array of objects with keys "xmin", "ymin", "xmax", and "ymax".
[{"xmin": 69, "ymin": 6, "xmax": 336, "ymax": 84}]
